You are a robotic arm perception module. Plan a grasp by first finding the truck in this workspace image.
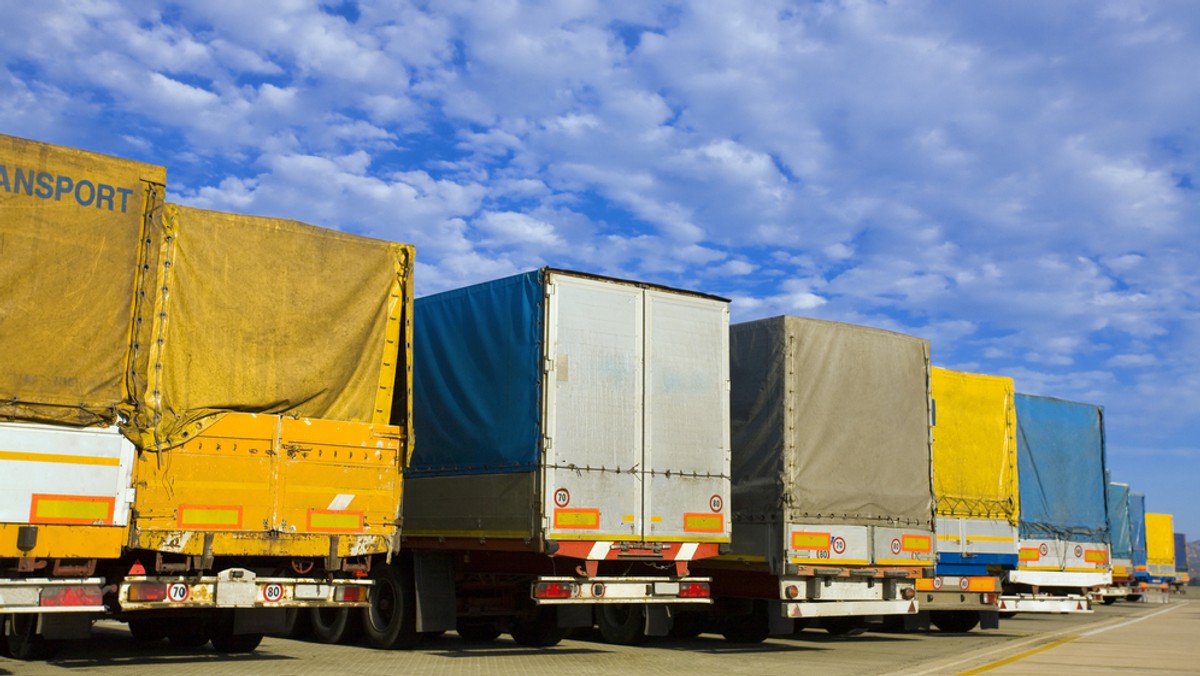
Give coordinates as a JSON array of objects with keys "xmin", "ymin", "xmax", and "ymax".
[
  {"xmin": 691, "ymin": 316, "xmax": 934, "ymax": 641},
  {"xmin": 356, "ymin": 268, "xmax": 731, "ymax": 648},
  {"xmin": 1128, "ymin": 491, "xmax": 1153, "ymax": 600},
  {"xmin": 1095, "ymin": 481, "xmax": 1133, "ymax": 603},
  {"xmin": 1144, "ymin": 513, "xmax": 1176, "ymax": 589},
  {"xmin": 915, "ymin": 367, "xmax": 1018, "ymax": 632},
  {"xmin": 1172, "ymin": 532, "xmax": 1189, "ymax": 591},
  {"xmin": 0, "ymin": 134, "xmax": 415, "ymax": 657},
  {"xmin": 1001, "ymin": 394, "xmax": 1109, "ymax": 614}
]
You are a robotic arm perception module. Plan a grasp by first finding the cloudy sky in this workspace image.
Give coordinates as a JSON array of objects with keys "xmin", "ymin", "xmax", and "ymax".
[{"xmin": 5, "ymin": 1, "xmax": 1198, "ymax": 537}]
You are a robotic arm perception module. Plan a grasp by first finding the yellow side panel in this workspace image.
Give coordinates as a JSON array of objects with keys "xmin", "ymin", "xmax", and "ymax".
[
  {"xmin": 131, "ymin": 412, "xmax": 401, "ymax": 557},
  {"xmin": 930, "ymin": 368, "xmax": 1019, "ymax": 524},
  {"xmin": 0, "ymin": 523, "xmax": 125, "ymax": 559},
  {"xmin": 1145, "ymin": 512, "xmax": 1175, "ymax": 567}
]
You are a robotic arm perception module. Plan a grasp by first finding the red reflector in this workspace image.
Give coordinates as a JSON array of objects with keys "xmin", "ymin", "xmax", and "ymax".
[
  {"xmin": 980, "ymin": 593, "xmax": 997, "ymax": 605},
  {"xmin": 679, "ymin": 582, "xmax": 710, "ymax": 598},
  {"xmin": 534, "ymin": 582, "xmax": 575, "ymax": 599},
  {"xmin": 127, "ymin": 582, "xmax": 167, "ymax": 602},
  {"xmin": 40, "ymin": 585, "xmax": 103, "ymax": 608},
  {"xmin": 337, "ymin": 586, "xmax": 364, "ymax": 603}
]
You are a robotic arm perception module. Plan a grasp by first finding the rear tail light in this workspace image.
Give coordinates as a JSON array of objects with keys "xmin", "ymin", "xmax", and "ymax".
[
  {"xmin": 901, "ymin": 587, "xmax": 916, "ymax": 600},
  {"xmin": 784, "ymin": 584, "xmax": 800, "ymax": 600},
  {"xmin": 126, "ymin": 583, "xmax": 167, "ymax": 602},
  {"xmin": 980, "ymin": 593, "xmax": 998, "ymax": 605},
  {"xmin": 335, "ymin": 586, "xmax": 365, "ymax": 603},
  {"xmin": 679, "ymin": 582, "xmax": 710, "ymax": 598},
  {"xmin": 41, "ymin": 585, "xmax": 103, "ymax": 608},
  {"xmin": 534, "ymin": 582, "xmax": 577, "ymax": 599}
]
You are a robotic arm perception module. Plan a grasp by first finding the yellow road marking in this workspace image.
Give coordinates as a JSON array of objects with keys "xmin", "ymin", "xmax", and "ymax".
[{"xmin": 956, "ymin": 636, "xmax": 1079, "ymax": 675}]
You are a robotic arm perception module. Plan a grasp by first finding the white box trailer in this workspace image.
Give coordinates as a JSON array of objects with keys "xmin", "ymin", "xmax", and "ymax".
[
  {"xmin": 692, "ymin": 316, "xmax": 934, "ymax": 641},
  {"xmin": 390, "ymin": 268, "xmax": 731, "ymax": 647}
]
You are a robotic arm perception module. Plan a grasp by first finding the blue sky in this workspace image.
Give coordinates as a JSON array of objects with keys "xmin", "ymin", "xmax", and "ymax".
[{"xmin": 5, "ymin": 1, "xmax": 1198, "ymax": 537}]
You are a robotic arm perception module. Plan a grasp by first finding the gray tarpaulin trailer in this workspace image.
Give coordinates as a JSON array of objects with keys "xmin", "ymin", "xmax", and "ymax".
[{"xmin": 691, "ymin": 315, "xmax": 935, "ymax": 641}]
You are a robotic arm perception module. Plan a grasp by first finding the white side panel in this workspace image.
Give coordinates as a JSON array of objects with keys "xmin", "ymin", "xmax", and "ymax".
[
  {"xmin": 542, "ymin": 275, "xmax": 643, "ymax": 539},
  {"xmin": 0, "ymin": 422, "xmax": 136, "ymax": 526},
  {"xmin": 786, "ymin": 523, "xmax": 871, "ymax": 566},
  {"xmin": 872, "ymin": 526, "xmax": 936, "ymax": 565},
  {"xmin": 1016, "ymin": 537, "xmax": 1111, "ymax": 578},
  {"xmin": 643, "ymin": 290, "xmax": 731, "ymax": 542},
  {"xmin": 935, "ymin": 517, "xmax": 1019, "ymax": 556}
]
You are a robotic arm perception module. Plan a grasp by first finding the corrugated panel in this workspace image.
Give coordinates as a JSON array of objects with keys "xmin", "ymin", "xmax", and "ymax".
[
  {"xmin": 731, "ymin": 316, "xmax": 934, "ymax": 529},
  {"xmin": 1107, "ymin": 482, "xmax": 1133, "ymax": 560},
  {"xmin": 1014, "ymin": 394, "xmax": 1108, "ymax": 543},
  {"xmin": 930, "ymin": 368, "xmax": 1018, "ymax": 524},
  {"xmin": 410, "ymin": 270, "xmax": 544, "ymax": 476},
  {"xmin": 0, "ymin": 133, "xmax": 165, "ymax": 427}
]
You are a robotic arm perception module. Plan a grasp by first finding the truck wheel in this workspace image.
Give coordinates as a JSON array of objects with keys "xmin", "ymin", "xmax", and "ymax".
[
  {"xmin": 998, "ymin": 611, "xmax": 1017, "ymax": 619},
  {"xmin": 1102, "ymin": 596, "xmax": 1117, "ymax": 605},
  {"xmin": 667, "ymin": 611, "xmax": 707, "ymax": 639},
  {"xmin": 456, "ymin": 620, "xmax": 502, "ymax": 642},
  {"xmin": 277, "ymin": 607, "xmax": 314, "ymax": 639},
  {"xmin": 210, "ymin": 631, "xmax": 263, "ymax": 653},
  {"xmin": 128, "ymin": 618, "xmax": 168, "ymax": 642},
  {"xmin": 362, "ymin": 563, "xmax": 419, "ymax": 650},
  {"xmin": 821, "ymin": 616, "xmax": 866, "ymax": 636},
  {"xmin": 720, "ymin": 611, "xmax": 769, "ymax": 644},
  {"xmin": 1126, "ymin": 595, "xmax": 1142, "ymax": 602},
  {"xmin": 510, "ymin": 607, "xmax": 569, "ymax": 647},
  {"xmin": 166, "ymin": 622, "xmax": 211, "ymax": 648},
  {"xmin": 6, "ymin": 614, "xmax": 58, "ymax": 660},
  {"xmin": 931, "ymin": 611, "xmax": 979, "ymax": 633},
  {"xmin": 310, "ymin": 607, "xmax": 363, "ymax": 644},
  {"xmin": 596, "ymin": 604, "xmax": 648, "ymax": 646}
]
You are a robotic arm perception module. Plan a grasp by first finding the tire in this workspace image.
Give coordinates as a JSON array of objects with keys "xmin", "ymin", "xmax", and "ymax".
[
  {"xmin": 930, "ymin": 611, "xmax": 980, "ymax": 633},
  {"xmin": 166, "ymin": 622, "xmax": 211, "ymax": 648},
  {"xmin": 720, "ymin": 612, "xmax": 769, "ymax": 644},
  {"xmin": 362, "ymin": 564, "xmax": 419, "ymax": 650},
  {"xmin": 128, "ymin": 618, "xmax": 168, "ymax": 642},
  {"xmin": 1102, "ymin": 596, "xmax": 1118, "ymax": 605},
  {"xmin": 310, "ymin": 607, "xmax": 362, "ymax": 644},
  {"xmin": 510, "ymin": 607, "xmax": 569, "ymax": 647},
  {"xmin": 596, "ymin": 604, "xmax": 648, "ymax": 646},
  {"xmin": 6, "ymin": 614, "xmax": 58, "ymax": 660},
  {"xmin": 821, "ymin": 616, "xmax": 866, "ymax": 636},
  {"xmin": 456, "ymin": 620, "xmax": 502, "ymax": 642},
  {"xmin": 1126, "ymin": 595, "xmax": 1142, "ymax": 602},
  {"xmin": 277, "ymin": 607, "xmax": 314, "ymax": 639},
  {"xmin": 998, "ymin": 611, "xmax": 1018, "ymax": 619},
  {"xmin": 210, "ymin": 631, "xmax": 263, "ymax": 654}
]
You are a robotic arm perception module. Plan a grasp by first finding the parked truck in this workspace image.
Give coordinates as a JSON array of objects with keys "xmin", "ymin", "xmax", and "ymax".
[
  {"xmin": 915, "ymin": 367, "xmax": 1018, "ymax": 632},
  {"xmin": 1144, "ymin": 513, "xmax": 1176, "ymax": 587},
  {"xmin": 1095, "ymin": 481, "xmax": 1133, "ymax": 603},
  {"xmin": 1172, "ymin": 532, "xmax": 1189, "ymax": 591},
  {"xmin": 1001, "ymin": 394, "xmax": 1110, "ymax": 614},
  {"xmin": 691, "ymin": 316, "xmax": 934, "ymax": 641},
  {"xmin": 0, "ymin": 134, "xmax": 415, "ymax": 657},
  {"xmin": 1128, "ymin": 491, "xmax": 1152, "ymax": 600},
  {"xmin": 357, "ymin": 268, "xmax": 731, "ymax": 649}
]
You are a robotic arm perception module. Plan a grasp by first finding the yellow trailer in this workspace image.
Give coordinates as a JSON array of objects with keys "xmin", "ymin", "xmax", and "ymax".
[{"xmin": 1145, "ymin": 513, "xmax": 1176, "ymax": 580}]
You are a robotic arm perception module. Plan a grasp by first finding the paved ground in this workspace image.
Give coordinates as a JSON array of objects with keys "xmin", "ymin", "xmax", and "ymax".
[{"xmin": 0, "ymin": 599, "xmax": 1193, "ymax": 675}]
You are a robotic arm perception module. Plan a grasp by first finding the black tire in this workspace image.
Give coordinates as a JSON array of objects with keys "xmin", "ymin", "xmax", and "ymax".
[
  {"xmin": 998, "ymin": 611, "xmax": 1018, "ymax": 619},
  {"xmin": 667, "ymin": 611, "xmax": 707, "ymax": 639},
  {"xmin": 166, "ymin": 622, "xmax": 211, "ymax": 648},
  {"xmin": 930, "ymin": 611, "xmax": 980, "ymax": 633},
  {"xmin": 128, "ymin": 618, "xmax": 168, "ymax": 642},
  {"xmin": 310, "ymin": 607, "xmax": 362, "ymax": 644},
  {"xmin": 277, "ymin": 607, "xmax": 314, "ymax": 639},
  {"xmin": 821, "ymin": 616, "xmax": 866, "ymax": 636},
  {"xmin": 6, "ymin": 614, "xmax": 58, "ymax": 660},
  {"xmin": 1126, "ymin": 595, "xmax": 1142, "ymax": 602},
  {"xmin": 721, "ymin": 612, "xmax": 769, "ymax": 644},
  {"xmin": 362, "ymin": 564, "xmax": 419, "ymax": 650},
  {"xmin": 210, "ymin": 631, "xmax": 263, "ymax": 654},
  {"xmin": 1102, "ymin": 596, "xmax": 1118, "ymax": 605},
  {"xmin": 510, "ymin": 607, "xmax": 569, "ymax": 647},
  {"xmin": 596, "ymin": 604, "xmax": 647, "ymax": 646},
  {"xmin": 456, "ymin": 620, "xmax": 502, "ymax": 642}
]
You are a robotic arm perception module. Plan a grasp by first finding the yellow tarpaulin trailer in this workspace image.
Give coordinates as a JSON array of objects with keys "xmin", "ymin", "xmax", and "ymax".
[{"xmin": 1145, "ymin": 513, "xmax": 1176, "ymax": 579}]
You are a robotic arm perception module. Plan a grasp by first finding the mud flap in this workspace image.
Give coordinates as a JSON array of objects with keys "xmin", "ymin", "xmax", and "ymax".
[
  {"xmin": 40, "ymin": 613, "xmax": 95, "ymax": 640},
  {"xmin": 979, "ymin": 611, "xmax": 1000, "ymax": 630},
  {"xmin": 557, "ymin": 604, "xmax": 592, "ymax": 628},
  {"xmin": 906, "ymin": 612, "xmax": 931, "ymax": 631},
  {"xmin": 767, "ymin": 601, "xmax": 793, "ymax": 635},
  {"xmin": 645, "ymin": 605, "xmax": 671, "ymax": 636},
  {"xmin": 412, "ymin": 551, "xmax": 456, "ymax": 632},
  {"xmin": 232, "ymin": 608, "xmax": 287, "ymax": 635}
]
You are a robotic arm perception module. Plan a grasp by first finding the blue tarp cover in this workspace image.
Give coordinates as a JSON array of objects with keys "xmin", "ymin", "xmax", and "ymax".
[
  {"xmin": 1174, "ymin": 533, "xmax": 1189, "ymax": 572},
  {"xmin": 1130, "ymin": 492, "xmax": 1148, "ymax": 570},
  {"xmin": 410, "ymin": 270, "xmax": 544, "ymax": 476},
  {"xmin": 1015, "ymin": 394, "xmax": 1108, "ymax": 543},
  {"xmin": 1107, "ymin": 482, "xmax": 1132, "ymax": 559}
]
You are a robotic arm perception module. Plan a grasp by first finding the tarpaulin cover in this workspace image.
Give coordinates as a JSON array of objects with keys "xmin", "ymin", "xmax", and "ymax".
[
  {"xmin": 1014, "ymin": 394, "xmax": 1108, "ymax": 543},
  {"xmin": 410, "ymin": 270, "xmax": 544, "ymax": 476},
  {"xmin": 730, "ymin": 316, "xmax": 934, "ymax": 528},
  {"xmin": 1174, "ymin": 533, "xmax": 1189, "ymax": 572},
  {"xmin": 1107, "ymin": 482, "xmax": 1132, "ymax": 560},
  {"xmin": 931, "ymin": 368, "xmax": 1019, "ymax": 523},
  {"xmin": 0, "ymin": 134, "xmax": 165, "ymax": 427},
  {"xmin": 1130, "ymin": 492, "xmax": 1147, "ymax": 569},
  {"xmin": 124, "ymin": 204, "xmax": 410, "ymax": 450},
  {"xmin": 1145, "ymin": 512, "xmax": 1175, "ymax": 568}
]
